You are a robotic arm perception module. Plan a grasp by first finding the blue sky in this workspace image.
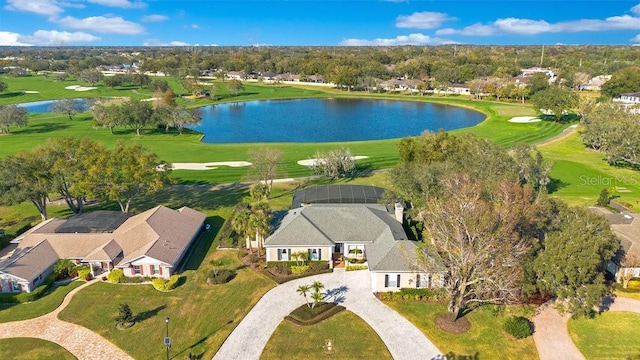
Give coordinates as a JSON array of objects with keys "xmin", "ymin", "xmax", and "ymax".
[{"xmin": 2, "ymin": 1, "xmax": 640, "ymax": 46}]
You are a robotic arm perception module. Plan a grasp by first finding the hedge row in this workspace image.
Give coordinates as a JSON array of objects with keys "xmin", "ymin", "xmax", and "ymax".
[{"xmin": 378, "ymin": 287, "xmax": 447, "ymax": 301}]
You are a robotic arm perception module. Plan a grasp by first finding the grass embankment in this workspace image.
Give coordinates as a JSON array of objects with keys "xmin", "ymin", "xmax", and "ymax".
[
  {"xmin": 0, "ymin": 75, "xmax": 568, "ymax": 185},
  {"xmin": 261, "ymin": 311, "xmax": 392, "ymax": 360},
  {"xmin": 568, "ymin": 312, "xmax": 640, "ymax": 359},
  {"xmin": 0, "ymin": 337, "xmax": 76, "ymax": 360},
  {"xmin": 0, "ymin": 281, "xmax": 83, "ymax": 323},
  {"xmin": 539, "ymin": 130, "xmax": 640, "ymax": 208},
  {"xmin": 386, "ymin": 302, "xmax": 538, "ymax": 359}
]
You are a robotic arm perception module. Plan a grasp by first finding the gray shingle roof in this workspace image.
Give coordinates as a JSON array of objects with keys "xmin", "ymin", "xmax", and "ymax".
[{"xmin": 0, "ymin": 241, "xmax": 59, "ymax": 282}]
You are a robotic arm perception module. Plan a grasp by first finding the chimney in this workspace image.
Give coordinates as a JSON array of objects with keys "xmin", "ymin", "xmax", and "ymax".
[{"xmin": 394, "ymin": 202, "xmax": 404, "ymax": 224}]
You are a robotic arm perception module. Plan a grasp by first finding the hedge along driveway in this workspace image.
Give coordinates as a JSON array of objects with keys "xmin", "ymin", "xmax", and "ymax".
[{"xmin": 214, "ymin": 269, "xmax": 442, "ymax": 360}]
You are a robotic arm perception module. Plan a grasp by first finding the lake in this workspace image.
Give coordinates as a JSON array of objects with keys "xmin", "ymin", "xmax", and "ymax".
[
  {"xmin": 189, "ymin": 98, "xmax": 485, "ymax": 143},
  {"xmin": 17, "ymin": 99, "xmax": 89, "ymax": 113}
]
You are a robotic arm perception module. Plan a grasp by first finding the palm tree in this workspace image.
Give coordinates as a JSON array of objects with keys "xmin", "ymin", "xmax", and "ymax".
[
  {"xmin": 310, "ymin": 291, "xmax": 324, "ymax": 309},
  {"xmin": 310, "ymin": 281, "xmax": 325, "ymax": 309},
  {"xmin": 297, "ymin": 284, "xmax": 312, "ymax": 308},
  {"xmin": 249, "ymin": 202, "xmax": 272, "ymax": 250},
  {"xmin": 232, "ymin": 204, "xmax": 252, "ymax": 251}
]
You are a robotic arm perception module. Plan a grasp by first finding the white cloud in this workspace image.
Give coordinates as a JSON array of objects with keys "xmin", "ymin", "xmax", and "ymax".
[
  {"xmin": 141, "ymin": 14, "xmax": 168, "ymax": 22},
  {"xmin": 439, "ymin": 4, "xmax": 640, "ymax": 38},
  {"xmin": 15, "ymin": 30, "xmax": 100, "ymax": 46},
  {"xmin": 143, "ymin": 39, "xmax": 190, "ymax": 46},
  {"xmin": 0, "ymin": 32, "xmax": 32, "ymax": 46},
  {"xmin": 87, "ymin": 0, "xmax": 146, "ymax": 9},
  {"xmin": 631, "ymin": 34, "xmax": 640, "ymax": 43},
  {"xmin": 396, "ymin": 12, "xmax": 454, "ymax": 29},
  {"xmin": 340, "ymin": 33, "xmax": 458, "ymax": 46},
  {"xmin": 58, "ymin": 15, "xmax": 145, "ymax": 34},
  {"xmin": 4, "ymin": 0, "xmax": 64, "ymax": 17}
]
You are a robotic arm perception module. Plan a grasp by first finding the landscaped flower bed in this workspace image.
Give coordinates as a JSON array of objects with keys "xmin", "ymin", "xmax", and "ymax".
[{"xmin": 285, "ymin": 302, "xmax": 346, "ymax": 326}]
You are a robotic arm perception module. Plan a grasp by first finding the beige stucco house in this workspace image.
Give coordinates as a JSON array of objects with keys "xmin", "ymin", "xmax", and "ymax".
[
  {"xmin": 0, "ymin": 205, "xmax": 206, "ymax": 293},
  {"xmin": 264, "ymin": 185, "xmax": 439, "ymax": 293}
]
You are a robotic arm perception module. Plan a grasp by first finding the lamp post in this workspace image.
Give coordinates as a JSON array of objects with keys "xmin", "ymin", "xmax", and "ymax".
[{"xmin": 165, "ymin": 317, "xmax": 170, "ymax": 360}]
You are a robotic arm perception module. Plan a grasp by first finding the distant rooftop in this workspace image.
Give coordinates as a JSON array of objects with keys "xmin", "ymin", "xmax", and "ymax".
[
  {"xmin": 291, "ymin": 185, "xmax": 386, "ymax": 209},
  {"xmin": 54, "ymin": 211, "xmax": 131, "ymax": 233}
]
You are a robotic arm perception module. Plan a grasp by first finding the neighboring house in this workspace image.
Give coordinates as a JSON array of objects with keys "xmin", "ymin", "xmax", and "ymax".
[
  {"xmin": 226, "ymin": 71, "xmax": 245, "ymax": 80},
  {"xmin": 0, "ymin": 206, "xmax": 206, "ymax": 293},
  {"xmin": 580, "ymin": 75, "xmax": 611, "ymax": 91},
  {"xmin": 591, "ymin": 208, "xmax": 640, "ymax": 279},
  {"xmin": 264, "ymin": 185, "xmax": 440, "ymax": 293},
  {"xmin": 613, "ymin": 92, "xmax": 640, "ymax": 105}
]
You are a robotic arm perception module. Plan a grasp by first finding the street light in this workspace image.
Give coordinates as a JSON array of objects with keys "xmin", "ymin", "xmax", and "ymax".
[{"xmin": 164, "ymin": 317, "xmax": 171, "ymax": 360}]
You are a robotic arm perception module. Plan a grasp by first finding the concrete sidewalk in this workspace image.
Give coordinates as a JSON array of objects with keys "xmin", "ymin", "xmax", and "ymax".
[{"xmin": 213, "ymin": 269, "xmax": 442, "ymax": 360}]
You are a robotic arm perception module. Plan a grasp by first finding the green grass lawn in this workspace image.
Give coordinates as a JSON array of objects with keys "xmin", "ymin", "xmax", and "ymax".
[
  {"xmin": 539, "ymin": 131, "xmax": 640, "ymax": 208},
  {"xmin": 261, "ymin": 310, "xmax": 392, "ymax": 360},
  {"xmin": 0, "ymin": 281, "xmax": 83, "ymax": 323},
  {"xmin": 57, "ymin": 209, "xmax": 274, "ymax": 360},
  {"xmin": 614, "ymin": 284, "xmax": 640, "ymax": 300},
  {"xmin": 0, "ymin": 75, "xmax": 568, "ymax": 185},
  {"xmin": 0, "ymin": 337, "xmax": 76, "ymax": 360},
  {"xmin": 568, "ymin": 311, "xmax": 640, "ymax": 359},
  {"xmin": 386, "ymin": 302, "xmax": 538, "ymax": 359}
]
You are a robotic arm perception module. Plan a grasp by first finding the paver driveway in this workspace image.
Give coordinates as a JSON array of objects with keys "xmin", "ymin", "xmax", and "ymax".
[{"xmin": 213, "ymin": 269, "xmax": 442, "ymax": 360}]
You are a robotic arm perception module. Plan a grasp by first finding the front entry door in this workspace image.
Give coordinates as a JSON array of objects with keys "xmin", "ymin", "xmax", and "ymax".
[{"xmin": 335, "ymin": 243, "xmax": 343, "ymax": 254}]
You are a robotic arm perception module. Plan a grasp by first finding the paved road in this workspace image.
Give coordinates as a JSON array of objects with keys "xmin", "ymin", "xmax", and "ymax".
[
  {"xmin": 0, "ymin": 279, "xmax": 133, "ymax": 360},
  {"xmin": 533, "ymin": 296, "xmax": 640, "ymax": 360},
  {"xmin": 213, "ymin": 269, "xmax": 442, "ymax": 360}
]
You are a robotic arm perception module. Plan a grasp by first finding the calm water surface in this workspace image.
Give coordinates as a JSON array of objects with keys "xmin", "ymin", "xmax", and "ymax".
[
  {"xmin": 190, "ymin": 98, "xmax": 485, "ymax": 143},
  {"xmin": 17, "ymin": 99, "xmax": 89, "ymax": 113}
]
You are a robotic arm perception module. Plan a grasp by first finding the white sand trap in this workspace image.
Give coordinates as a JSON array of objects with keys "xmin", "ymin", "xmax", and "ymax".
[
  {"xmin": 141, "ymin": 97, "xmax": 160, "ymax": 102},
  {"xmin": 197, "ymin": 81, "xmax": 213, "ymax": 85},
  {"xmin": 508, "ymin": 116, "xmax": 542, "ymax": 123},
  {"xmin": 22, "ymin": 90, "xmax": 39, "ymax": 94},
  {"xmin": 65, "ymin": 85, "xmax": 80, "ymax": 89},
  {"xmin": 171, "ymin": 161, "xmax": 253, "ymax": 170},
  {"xmin": 297, "ymin": 156, "xmax": 369, "ymax": 166},
  {"xmin": 74, "ymin": 87, "xmax": 97, "ymax": 91}
]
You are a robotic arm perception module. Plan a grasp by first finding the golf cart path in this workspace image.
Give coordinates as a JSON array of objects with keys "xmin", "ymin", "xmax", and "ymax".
[
  {"xmin": 213, "ymin": 269, "xmax": 442, "ymax": 360},
  {"xmin": 532, "ymin": 296, "xmax": 640, "ymax": 360},
  {"xmin": 0, "ymin": 279, "xmax": 133, "ymax": 360}
]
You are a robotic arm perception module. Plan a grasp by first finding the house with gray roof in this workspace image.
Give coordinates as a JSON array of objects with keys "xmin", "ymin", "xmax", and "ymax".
[
  {"xmin": 264, "ymin": 198, "xmax": 439, "ymax": 293},
  {"xmin": 0, "ymin": 205, "xmax": 206, "ymax": 293}
]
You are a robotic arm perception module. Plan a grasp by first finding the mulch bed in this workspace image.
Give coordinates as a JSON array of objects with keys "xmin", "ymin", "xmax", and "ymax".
[{"xmin": 434, "ymin": 313, "xmax": 471, "ymax": 334}]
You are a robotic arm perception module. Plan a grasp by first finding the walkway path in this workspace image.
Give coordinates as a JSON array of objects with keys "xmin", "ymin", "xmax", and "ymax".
[
  {"xmin": 532, "ymin": 296, "xmax": 640, "ymax": 360},
  {"xmin": 0, "ymin": 279, "xmax": 133, "ymax": 360},
  {"xmin": 214, "ymin": 269, "xmax": 442, "ymax": 360}
]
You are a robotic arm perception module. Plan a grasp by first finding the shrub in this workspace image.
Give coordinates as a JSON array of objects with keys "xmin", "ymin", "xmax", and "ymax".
[
  {"xmin": 274, "ymin": 263, "xmax": 291, "ymax": 275},
  {"xmin": 308, "ymin": 262, "xmax": 329, "ymax": 272},
  {"xmin": 115, "ymin": 303, "xmax": 135, "ymax": 328},
  {"xmin": 503, "ymin": 316, "xmax": 533, "ymax": 339},
  {"xmin": 628, "ymin": 278, "xmax": 640, "ymax": 289},
  {"xmin": 346, "ymin": 264, "xmax": 368, "ymax": 271},
  {"xmin": 291, "ymin": 265, "xmax": 309, "ymax": 275},
  {"xmin": 207, "ymin": 269, "xmax": 236, "ymax": 285},
  {"xmin": 165, "ymin": 275, "xmax": 180, "ymax": 290},
  {"xmin": 597, "ymin": 188, "xmax": 611, "ymax": 207},
  {"xmin": 52, "ymin": 259, "xmax": 74, "ymax": 280},
  {"xmin": 107, "ymin": 269, "xmax": 124, "ymax": 283},
  {"xmin": 77, "ymin": 266, "xmax": 91, "ymax": 280}
]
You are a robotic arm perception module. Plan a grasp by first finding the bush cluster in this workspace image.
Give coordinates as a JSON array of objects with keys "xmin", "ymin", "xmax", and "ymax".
[
  {"xmin": 152, "ymin": 275, "xmax": 180, "ymax": 291},
  {"xmin": 378, "ymin": 288, "xmax": 446, "ymax": 301},
  {"xmin": 291, "ymin": 265, "xmax": 309, "ymax": 275},
  {"xmin": 107, "ymin": 269, "xmax": 124, "ymax": 283},
  {"xmin": 207, "ymin": 269, "xmax": 236, "ymax": 285},
  {"xmin": 77, "ymin": 266, "xmax": 91, "ymax": 281},
  {"xmin": 628, "ymin": 278, "xmax": 640, "ymax": 289},
  {"xmin": 503, "ymin": 316, "xmax": 533, "ymax": 339}
]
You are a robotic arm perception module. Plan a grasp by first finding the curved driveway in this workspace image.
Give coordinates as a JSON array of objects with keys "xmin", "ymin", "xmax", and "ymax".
[
  {"xmin": 0, "ymin": 280, "xmax": 133, "ymax": 360},
  {"xmin": 214, "ymin": 269, "xmax": 442, "ymax": 360},
  {"xmin": 533, "ymin": 296, "xmax": 640, "ymax": 360}
]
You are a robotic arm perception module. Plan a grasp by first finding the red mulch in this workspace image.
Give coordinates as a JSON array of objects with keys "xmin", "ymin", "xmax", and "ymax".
[{"xmin": 434, "ymin": 313, "xmax": 471, "ymax": 334}]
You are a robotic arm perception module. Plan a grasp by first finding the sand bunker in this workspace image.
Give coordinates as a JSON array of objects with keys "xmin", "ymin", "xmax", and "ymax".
[
  {"xmin": 508, "ymin": 116, "xmax": 541, "ymax": 123},
  {"xmin": 22, "ymin": 90, "xmax": 39, "ymax": 94},
  {"xmin": 141, "ymin": 97, "xmax": 160, "ymax": 102},
  {"xmin": 171, "ymin": 161, "xmax": 253, "ymax": 170},
  {"xmin": 297, "ymin": 156, "xmax": 369, "ymax": 166},
  {"xmin": 64, "ymin": 85, "xmax": 97, "ymax": 91}
]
